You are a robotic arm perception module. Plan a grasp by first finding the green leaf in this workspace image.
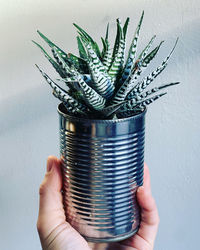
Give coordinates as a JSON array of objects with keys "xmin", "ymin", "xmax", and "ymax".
[
  {"xmin": 111, "ymin": 39, "xmax": 164, "ymax": 104},
  {"xmin": 105, "ymin": 23, "xmax": 109, "ymax": 40},
  {"xmin": 118, "ymin": 92, "xmax": 167, "ymax": 115},
  {"xmin": 35, "ymin": 64, "xmax": 88, "ymax": 114},
  {"xmin": 123, "ymin": 17, "xmax": 130, "ymax": 39},
  {"xmin": 73, "ymin": 23, "xmax": 101, "ymax": 59},
  {"xmin": 138, "ymin": 82, "xmax": 180, "ymax": 99},
  {"xmin": 141, "ymin": 40, "xmax": 164, "ymax": 68},
  {"xmin": 51, "ymin": 48, "xmax": 73, "ymax": 73},
  {"xmin": 128, "ymin": 38, "xmax": 179, "ymax": 97},
  {"xmin": 73, "ymin": 74, "xmax": 106, "ymax": 111},
  {"xmin": 37, "ymin": 30, "xmax": 72, "ymax": 65},
  {"xmin": 68, "ymin": 53, "xmax": 89, "ymax": 74},
  {"xmin": 32, "ymin": 40, "xmax": 66, "ymax": 78},
  {"xmin": 80, "ymin": 35, "xmax": 107, "ymax": 73},
  {"xmin": 108, "ymin": 19, "xmax": 126, "ymax": 80},
  {"xmin": 87, "ymin": 59, "xmax": 114, "ymax": 99},
  {"xmin": 112, "ymin": 18, "xmax": 123, "ymax": 60},
  {"xmin": 101, "ymin": 37, "xmax": 107, "ymax": 59},
  {"xmin": 102, "ymin": 40, "xmax": 112, "ymax": 71},
  {"xmin": 119, "ymin": 11, "xmax": 144, "ymax": 84},
  {"xmin": 138, "ymin": 35, "xmax": 156, "ymax": 60},
  {"xmin": 100, "ymin": 101, "xmax": 125, "ymax": 117},
  {"xmin": 76, "ymin": 36, "xmax": 88, "ymax": 60}
]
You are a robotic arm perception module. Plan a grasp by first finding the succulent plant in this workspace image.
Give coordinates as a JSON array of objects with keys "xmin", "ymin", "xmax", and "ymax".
[{"xmin": 33, "ymin": 11, "xmax": 179, "ymax": 119}]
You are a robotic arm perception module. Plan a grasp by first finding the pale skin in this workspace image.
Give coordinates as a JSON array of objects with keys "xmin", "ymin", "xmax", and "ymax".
[{"xmin": 37, "ymin": 156, "xmax": 159, "ymax": 250}]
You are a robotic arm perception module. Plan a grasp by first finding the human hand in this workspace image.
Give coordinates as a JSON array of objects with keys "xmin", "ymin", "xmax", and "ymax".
[{"xmin": 37, "ymin": 156, "xmax": 159, "ymax": 250}]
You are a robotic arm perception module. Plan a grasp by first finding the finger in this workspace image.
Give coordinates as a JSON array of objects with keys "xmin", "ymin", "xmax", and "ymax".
[
  {"xmin": 119, "ymin": 163, "xmax": 159, "ymax": 249},
  {"xmin": 143, "ymin": 162, "xmax": 151, "ymax": 193},
  {"xmin": 137, "ymin": 186, "xmax": 159, "ymax": 225},
  {"xmin": 136, "ymin": 164, "xmax": 160, "ymax": 246},
  {"xmin": 39, "ymin": 156, "xmax": 63, "ymax": 212},
  {"xmin": 37, "ymin": 156, "xmax": 66, "ymax": 239}
]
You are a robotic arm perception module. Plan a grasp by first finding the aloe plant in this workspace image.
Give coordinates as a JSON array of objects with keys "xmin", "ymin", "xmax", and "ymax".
[{"xmin": 33, "ymin": 11, "xmax": 179, "ymax": 119}]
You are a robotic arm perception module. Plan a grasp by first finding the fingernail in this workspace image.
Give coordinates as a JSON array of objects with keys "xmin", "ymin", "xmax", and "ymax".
[{"xmin": 137, "ymin": 186, "xmax": 144, "ymax": 193}]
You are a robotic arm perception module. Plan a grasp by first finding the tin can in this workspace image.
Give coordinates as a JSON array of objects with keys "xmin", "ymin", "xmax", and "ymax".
[{"xmin": 58, "ymin": 103, "xmax": 146, "ymax": 242}]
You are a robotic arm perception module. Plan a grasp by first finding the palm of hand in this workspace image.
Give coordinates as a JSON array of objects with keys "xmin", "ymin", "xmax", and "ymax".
[{"xmin": 37, "ymin": 157, "xmax": 159, "ymax": 250}]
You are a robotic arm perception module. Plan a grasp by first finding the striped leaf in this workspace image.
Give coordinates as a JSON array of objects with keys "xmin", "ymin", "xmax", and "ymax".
[
  {"xmin": 100, "ymin": 101, "xmax": 126, "ymax": 117},
  {"xmin": 32, "ymin": 40, "xmax": 67, "ymax": 78},
  {"xmin": 118, "ymin": 92, "xmax": 167, "ymax": 115},
  {"xmin": 123, "ymin": 17, "xmax": 130, "ymax": 39},
  {"xmin": 127, "ymin": 65, "xmax": 166, "ymax": 99},
  {"xmin": 116, "ymin": 107, "xmax": 143, "ymax": 118},
  {"xmin": 37, "ymin": 30, "xmax": 72, "ymax": 66},
  {"xmin": 110, "ymin": 67, "xmax": 142, "ymax": 104},
  {"xmin": 101, "ymin": 23, "xmax": 109, "ymax": 58},
  {"xmin": 138, "ymin": 35, "xmax": 156, "ymax": 60},
  {"xmin": 80, "ymin": 36, "xmax": 107, "ymax": 73},
  {"xmin": 81, "ymin": 36, "xmax": 115, "ymax": 89},
  {"xmin": 76, "ymin": 36, "xmax": 88, "ymax": 60},
  {"xmin": 141, "ymin": 40, "xmax": 164, "ymax": 68},
  {"xmin": 87, "ymin": 60, "xmax": 114, "ymax": 99},
  {"xmin": 73, "ymin": 74, "xmax": 106, "ymax": 111},
  {"xmin": 102, "ymin": 40, "xmax": 113, "ymax": 71},
  {"xmin": 52, "ymin": 90, "xmax": 87, "ymax": 116},
  {"xmin": 101, "ymin": 37, "xmax": 107, "ymax": 59},
  {"xmin": 105, "ymin": 40, "xmax": 164, "ymax": 105},
  {"xmin": 133, "ymin": 92, "xmax": 167, "ymax": 108},
  {"xmin": 137, "ymin": 82, "xmax": 180, "ymax": 99},
  {"xmin": 119, "ymin": 11, "xmax": 144, "ymax": 84},
  {"xmin": 82, "ymin": 74, "xmax": 93, "ymax": 84},
  {"xmin": 73, "ymin": 23, "xmax": 101, "ymax": 59},
  {"xmin": 108, "ymin": 20, "xmax": 126, "ymax": 80},
  {"xmin": 112, "ymin": 18, "xmax": 122, "ymax": 63},
  {"xmin": 127, "ymin": 38, "xmax": 179, "ymax": 97},
  {"xmin": 35, "ymin": 64, "xmax": 88, "ymax": 114},
  {"xmin": 122, "ymin": 41, "xmax": 164, "ymax": 94},
  {"xmin": 67, "ymin": 53, "xmax": 89, "ymax": 74},
  {"xmin": 51, "ymin": 47, "xmax": 76, "ymax": 76},
  {"xmin": 56, "ymin": 77, "xmax": 82, "ymax": 97}
]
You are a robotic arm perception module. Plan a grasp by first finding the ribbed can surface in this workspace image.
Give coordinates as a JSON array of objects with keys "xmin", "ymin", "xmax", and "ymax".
[{"xmin": 58, "ymin": 103, "xmax": 146, "ymax": 242}]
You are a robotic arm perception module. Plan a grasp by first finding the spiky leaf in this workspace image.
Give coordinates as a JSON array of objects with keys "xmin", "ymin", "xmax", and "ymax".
[
  {"xmin": 128, "ymin": 38, "xmax": 179, "ymax": 97},
  {"xmin": 117, "ymin": 92, "xmax": 167, "ymax": 116},
  {"xmin": 76, "ymin": 36, "xmax": 88, "ymax": 60},
  {"xmin": 32, "ymin": 40, "xmax": 67, "ymax": 78},
  {"xmin": 119, "ymin": 11, "xmax": 144, "ymax": 84},
  {"xmin": 35, "ymin": 64, "xmax": 88, "ymax": 114},
  {"xmin": 73, "ymin": 74, "xmax": 106, "ymax": 111},
  {"xmin": 108, "ymin": 20, "xmax": 126, "ymax": 80},
  {"xmin": 73, "ymin": 23, "xmax": 101, "ymax": 59},
  {"xmin": 37, "ymin": 30, "xmax": 72, "ymax": 66},
  {"xmin": 123, "ymin": 17, "xmax": 130, "ymax": 39}
]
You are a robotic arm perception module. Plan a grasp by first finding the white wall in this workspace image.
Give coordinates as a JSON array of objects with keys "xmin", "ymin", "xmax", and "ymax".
[{"xmin": 0, "ymin": 1, "xmax": 200, "ymax": 249}]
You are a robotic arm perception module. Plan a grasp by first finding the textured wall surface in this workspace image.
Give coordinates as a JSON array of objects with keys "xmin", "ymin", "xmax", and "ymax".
[{"xmin": 0, "ymin": 1, "xmax": 200, "ymax": 249}]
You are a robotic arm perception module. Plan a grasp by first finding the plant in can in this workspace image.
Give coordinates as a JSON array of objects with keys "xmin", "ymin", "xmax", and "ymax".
[{"xmin": 33, "ymin": 11, "xmax": 180, "ymax": 119}]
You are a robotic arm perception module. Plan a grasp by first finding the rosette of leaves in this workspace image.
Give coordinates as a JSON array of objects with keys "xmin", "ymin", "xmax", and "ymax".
[{"xmin": 33, "ymin": 11, "xmax": 180, "ymax": 119}]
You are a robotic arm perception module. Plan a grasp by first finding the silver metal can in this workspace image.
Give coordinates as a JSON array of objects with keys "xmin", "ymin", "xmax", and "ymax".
[{"xmin": 58, "ymin": 103, "xmax": 146, "ymax": 243}]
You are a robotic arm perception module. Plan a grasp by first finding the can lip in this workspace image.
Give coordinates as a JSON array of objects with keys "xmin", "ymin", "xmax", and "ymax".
[{"xmin": 57, "ymin": 103, "xmax": 147, "ymax": 124}]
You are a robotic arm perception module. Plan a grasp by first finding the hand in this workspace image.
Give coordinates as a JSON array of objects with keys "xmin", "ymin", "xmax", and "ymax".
[{"xmin": 37, "ymin": 156, "xmax": 159, "ymax": 250}]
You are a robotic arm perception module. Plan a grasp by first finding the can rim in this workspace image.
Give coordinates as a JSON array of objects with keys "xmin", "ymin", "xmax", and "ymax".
[{"xmin": 57, "ymin": 103, "xmax": 147, "ymax": 124}]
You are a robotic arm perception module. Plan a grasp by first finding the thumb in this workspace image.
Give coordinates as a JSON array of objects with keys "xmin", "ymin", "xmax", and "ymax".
[{"xmin": 37, "ymin": 156, "xmax": 66, "ymax": 239}]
